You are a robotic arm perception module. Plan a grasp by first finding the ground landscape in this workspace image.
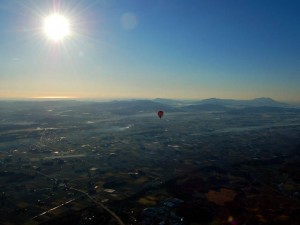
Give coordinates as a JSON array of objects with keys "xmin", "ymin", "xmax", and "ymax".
[{"xmin": 0, "ymin": 98, "xmax": 299, "ymax": 225}]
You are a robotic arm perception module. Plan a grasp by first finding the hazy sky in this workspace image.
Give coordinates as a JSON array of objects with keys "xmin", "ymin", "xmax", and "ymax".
[{"xmin": 0, "ymin": 0, "xmax": 299, "ymax": 101}]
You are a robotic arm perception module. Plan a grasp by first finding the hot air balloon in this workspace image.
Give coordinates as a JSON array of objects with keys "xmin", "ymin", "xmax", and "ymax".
[{"xmin": 157, "ymin": 110, "xmax": 164, "ymax": 119}]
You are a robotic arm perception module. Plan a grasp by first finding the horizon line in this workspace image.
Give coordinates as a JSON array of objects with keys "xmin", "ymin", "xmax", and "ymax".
[{"xmin": 0, "ymin": 96, "xmax": 299, "ymax": 104}]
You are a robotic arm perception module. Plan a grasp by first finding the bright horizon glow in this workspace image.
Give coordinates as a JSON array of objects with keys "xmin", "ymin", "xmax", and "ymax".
[
  {"xmin": 33, "ymin": 96, "xmax": 75, "ymax": 99},
  {"xmin": 43, "ymin": 14, "xmax": 70, "ymax": 42}
]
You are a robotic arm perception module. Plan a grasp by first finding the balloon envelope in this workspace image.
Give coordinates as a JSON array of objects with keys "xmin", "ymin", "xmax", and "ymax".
[{"xmin": 157, "ymin": 110, "xmax": 164, "ymax": 118}]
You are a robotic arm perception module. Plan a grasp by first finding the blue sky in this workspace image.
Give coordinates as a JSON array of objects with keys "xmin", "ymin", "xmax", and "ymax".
[{"xmin": 0, "ymin": 0, "xmax": 299, "ymax": 101}]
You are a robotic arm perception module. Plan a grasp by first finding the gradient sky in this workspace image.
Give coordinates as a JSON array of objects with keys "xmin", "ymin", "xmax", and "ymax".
[{"xmin": 0, "ymin": 0, "xmax": 299, "ymax": 101}]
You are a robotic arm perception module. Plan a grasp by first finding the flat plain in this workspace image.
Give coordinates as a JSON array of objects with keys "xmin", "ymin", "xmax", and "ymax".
[{"xmin": 0, "ymin": 99, "xmax": 299, "ymax": 225}]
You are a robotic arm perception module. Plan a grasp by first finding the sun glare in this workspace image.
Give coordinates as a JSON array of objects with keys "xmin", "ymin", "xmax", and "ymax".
[{"xmin": 44, "ymin": 14, "xmax": 70, "ymax": 42}]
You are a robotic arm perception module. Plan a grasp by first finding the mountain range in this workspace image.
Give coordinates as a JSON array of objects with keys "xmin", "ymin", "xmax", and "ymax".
[{"xmin": 0, "ymin": 97, "xmax": 298, "ymax": 116}]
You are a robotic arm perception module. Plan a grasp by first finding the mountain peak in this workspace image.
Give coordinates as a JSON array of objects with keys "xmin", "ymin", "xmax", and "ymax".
[{"xmin": 252, "ymin": 97, "xmax": 275, "ymax": 102}]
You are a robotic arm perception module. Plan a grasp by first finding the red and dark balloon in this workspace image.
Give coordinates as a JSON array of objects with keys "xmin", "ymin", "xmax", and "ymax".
[{"xmin": 157, "ymin": 110, "xmax": 164, "ymax": 119}]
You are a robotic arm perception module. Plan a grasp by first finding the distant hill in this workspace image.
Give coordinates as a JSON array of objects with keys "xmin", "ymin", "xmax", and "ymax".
[
  {"xmin": 78, "ymin": 100, "xmax": 177, "ymax": 115},
  {"xmin": 181, "ymin": 103, "xmax": 230, "ymax": 112},
  {"xmin": 193, "ymin": 97, "xmax": 288, "ymax": 107},
  {"xmin": 152, "ymin": 98, "xmax": 188, "ymax": 107},
  {"xmin": 1, "ymin": 98, "xmax": 295, "ymax": 117},
  {"xmin": 245, "ymin": 97, "xmax": 289, "ymax": 107}
]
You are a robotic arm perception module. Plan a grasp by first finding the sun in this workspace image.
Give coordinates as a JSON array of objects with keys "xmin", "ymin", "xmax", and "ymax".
[{"xmin": 43, "ymin": 14, "xmax": 70, "ymax": 42}]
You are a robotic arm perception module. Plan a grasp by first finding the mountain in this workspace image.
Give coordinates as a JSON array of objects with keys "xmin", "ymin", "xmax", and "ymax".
[
  {"xmin": 181, "ymin": 103, "xmax": 231, "ymax": 112},
  {"xmin": 245, "ymin": 97, "xmax": 289, "ymax": 107},
  {"xmin": 193, "ymin": 97, "xmax": 288, "ymax": 107},
  {"xmin": 152, "ymin": 98, "xmax": 188, "ymax": 106},
  {"xmin": 1, "ymin": 98, "xmax": 293, "ymax": 117}
]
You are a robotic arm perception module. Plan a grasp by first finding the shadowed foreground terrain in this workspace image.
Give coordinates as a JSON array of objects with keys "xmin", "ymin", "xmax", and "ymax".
[{"xmin": 0, "ymin": 99, "xmax": 299, "ymax": 225}]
